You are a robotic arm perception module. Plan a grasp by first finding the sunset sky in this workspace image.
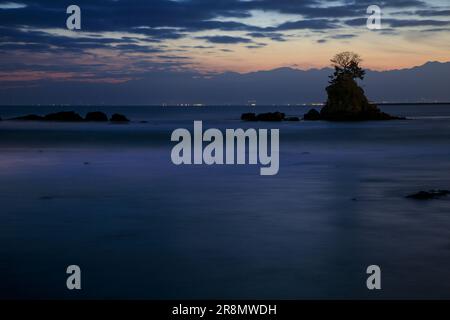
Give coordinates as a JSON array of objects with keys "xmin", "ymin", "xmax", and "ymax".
[{"xmin": 0, "ymin": 0, "xmax": 449, "ymax": 89}]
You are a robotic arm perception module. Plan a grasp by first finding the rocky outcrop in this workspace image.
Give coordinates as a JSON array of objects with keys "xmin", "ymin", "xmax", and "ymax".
[
  {"xmin": 241, "ymin": 112, "xmax": 288, "ymax": 122},
  {"xmin": 11, "ymin": 114, "xmax": 45, "ymax": 121},
  {"xmin": 406, "ymin": 190, "xmax": 450, "ymax": 200},
  {"xmin": 257, "ymin": 112, "xmax": 285, "ymax": 121},
  {"xmin": 319, "ymin": 77, "xmax": 402, "ymax": 121},
  {"xmin": 12, "ymin": 112, "xmax": 84, "ymax": 122},
  {"xmin": 110, "ymin": 113, "xmax": 130, "ymax": 122},
  {"xmin": 241, "ymin": 113, "xmax": 258, "ymax": 121},
  {"xmin": 303, "ymin": 109, "xmax": 321, "ymax": 121},
  {"xmin": 44, "ymin": 111, "xmax": 84, "ymax": 122},
  {"xmin": 85, "ymin": 111, "xmax": 108, "ymax": 122},
  {"xmin": 8, "ymin": 111, "xmax": 131, "ymax": 123}
]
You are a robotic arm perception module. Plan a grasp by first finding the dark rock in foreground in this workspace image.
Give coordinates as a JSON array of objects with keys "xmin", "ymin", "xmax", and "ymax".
[
  {"xmin": 319, "ymin": 77, "xmax": 404, "ymax": 121},
  {"xmin": 257, "ymin": 112, "xmax": 285, "ymax": 121},
  {"xmin": 85, "ymin": 111, "xmax": 108, "ymax": 122},
  {"xmin": 303, "ymin": 109, "xmax": 321, "ymax": 121},
  {"xmin": 406, "ymin": 190, "xmax": 450, "ymax": 200},
  {"xmin": 11, "ymin": 114, "xmax": 45, "ymax": 121},
  {"xmin": 44, "ymin": 111, "xmax": 84, "ymax": 122},
  {"xmin": 110, "ymin": 113, "xmax": 130, "ymax": 122},
  {"xmin": 241, "ymin": 113, "xmax": 257, "ymax": 121}
]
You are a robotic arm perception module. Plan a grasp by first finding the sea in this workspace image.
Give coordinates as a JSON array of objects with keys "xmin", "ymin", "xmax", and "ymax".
[{"xmin": 1, "ymin": 104, "xmax": 450, "ymax": 299}]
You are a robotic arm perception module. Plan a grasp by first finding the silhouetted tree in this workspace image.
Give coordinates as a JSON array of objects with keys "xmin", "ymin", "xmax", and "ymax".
[{"xmin": 329, "ymin": 51, "xmax": 365, "ymax": 84}]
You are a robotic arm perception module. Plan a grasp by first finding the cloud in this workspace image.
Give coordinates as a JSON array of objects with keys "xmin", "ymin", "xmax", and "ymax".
[
  {"xmin": 386, "ymin": 19, "xmax": 450, "ymax": 28},
  {"xmin": 269, "ymin": 19, "xmax": 337, "ymax": 31},
  {"xmin": 345, "ymin": 17, "xmax": 450, "ymax": 28},
  {"xmin": 0, "ymin": 2, "xmax": 26, "ymax": 9},
  {"xmin": 246, "ymin": 43, "xmax": 267, "ymax": 49},
  {"xmin": 197, "ymin": 35, "xmax": 253, "ymax": 44},
  {"xmin": 0, "ymin": 0, "xmax": 448, "ymax": 85},
  {"xmin": 1, "ymin": 0, "xmax": 445, "ymax": 48},
  {"xmin": 331, "ymin": 34, "xmax": 358, "ymax": 39},
  {"xmin": 414, "ymin": 9, "xmax": 450, "ymax": 17},
  {"xmin": 247, "ymin": 32, "xmax": 286, "ymax": 41}
]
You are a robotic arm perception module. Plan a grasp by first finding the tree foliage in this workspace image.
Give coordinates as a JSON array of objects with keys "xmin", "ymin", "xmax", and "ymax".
[{"xmin": 329, "ymin": 51, "xmax": 366, "ymax": 84}]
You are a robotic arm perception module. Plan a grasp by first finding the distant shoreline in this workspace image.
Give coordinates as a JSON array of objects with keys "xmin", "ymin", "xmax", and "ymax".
[
  {"xmin": 376, "ymin": 102, "xmax": 450, "ymax": 106},
  {"xmin": 1, "ymin": 102, "xmax": 450, "ymax": 108}
]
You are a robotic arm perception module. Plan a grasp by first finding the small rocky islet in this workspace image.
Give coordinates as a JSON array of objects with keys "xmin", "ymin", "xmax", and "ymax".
[
  {"xmin": 303, "ymin": 76, "xmax": 404, "ymax": 121},
  {"xmin": 241, "ymin": 76, "xmax": 404, "ymax": 122},
  {"xmin": 406, "ymin": 190, "xmax": 450, "ymax": 200},
  {"xmin": 3, "ymin": 111, "xmax": 130, "ymax": 123},
  {"xmin": 242, "ymin": 52, "xmax": 405, "ymax": 122}
]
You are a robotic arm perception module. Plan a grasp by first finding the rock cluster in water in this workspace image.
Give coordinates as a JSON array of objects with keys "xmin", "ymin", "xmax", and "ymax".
[
  {"xmin": 304, "ymin": 77, "xmax": 404, "ymax": 121},
  {"xmin": 240, "ymin": 77, "xmax": 404, "ymax": 123},
  {"xmin": 8, "ymin": 111, "xmax": 130, "ymax": 123},
  {"xmin": 241, "ymin": 112, "xmax": 299, "ymax": 122},
  {"xmin": 110, "ymin": 113, "xmax": 130, "ymax": 122},
  {"xmin": 406, "ymin": 190, "xmax": 450, "ymax": 200},
  {"xmin": 303, "ymin": 109, "xmax": 321, "ymax": 121},
  {"xmin": 85, "ymin": 111, "xmax": 109, "ymax": 122}
]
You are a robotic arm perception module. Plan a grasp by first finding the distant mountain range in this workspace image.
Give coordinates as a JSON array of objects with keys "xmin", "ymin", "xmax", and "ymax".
[
  {"xmin": 1, "ymin": 61, "xmax": 449, "ymax": 105},
  {"xmin": 187, "ymin": 61, "xmax": 450, "ymax": 105}
]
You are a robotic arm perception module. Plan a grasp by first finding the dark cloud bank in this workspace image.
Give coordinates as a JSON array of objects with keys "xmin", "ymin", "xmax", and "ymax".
[{"xmin": 1, "ymin": 0, "xmax": 449, "ymax": 53}]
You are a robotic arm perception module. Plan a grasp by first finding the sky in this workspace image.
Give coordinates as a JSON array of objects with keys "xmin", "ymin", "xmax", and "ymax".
[{"xmin": 0, "ymin": 0, "xmax": 449, "ymax": 103}]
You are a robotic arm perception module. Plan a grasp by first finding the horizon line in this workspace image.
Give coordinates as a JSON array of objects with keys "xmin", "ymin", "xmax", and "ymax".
[{"xmin": 2, "ymin": 102, "xmax": 450, "ymax": 108}]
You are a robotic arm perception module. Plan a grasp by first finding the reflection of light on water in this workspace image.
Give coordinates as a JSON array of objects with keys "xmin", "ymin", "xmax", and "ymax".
[{"xmin": 0, "ymin": 151, "xmax": 61, "ymax": 172}]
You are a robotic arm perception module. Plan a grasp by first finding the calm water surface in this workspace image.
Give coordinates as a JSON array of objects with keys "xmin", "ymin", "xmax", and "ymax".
[{"xmin": 1, "ymin": 105, "xmax": 450, "ymax": 299}]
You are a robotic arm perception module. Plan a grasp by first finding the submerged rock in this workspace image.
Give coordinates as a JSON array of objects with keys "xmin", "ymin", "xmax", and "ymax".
[
  {"xmin": 406, "ymin": 190, "xmax": 450, "ymax": 200},
  {"xmin": 85, "ymin": 111, "xmax": 108, "ymax": 122},
  {"xmin": 257, "ymin": 112, "xmax": 285, "ymax": 121},
  {"xmin": 303, "ymin": 109, "xmax": 321, "ymax": 121},
  {"xmin": 110, "ymin": 113, "xmax": 130, "ymax": 122},
  {"xmin": 10, "ymin": 114, "xmax": 45, "ymax": 121},
  {"xmin": 44, "ymin": 111, "xmax": 84, "ymax": 122},
  {"xmin": 320, "ymin": 77, "xmax": 403, "ymax": 121},
  {"xmin": 241, "ymin": 113, "xmax": 257, "ymax": 121}
]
